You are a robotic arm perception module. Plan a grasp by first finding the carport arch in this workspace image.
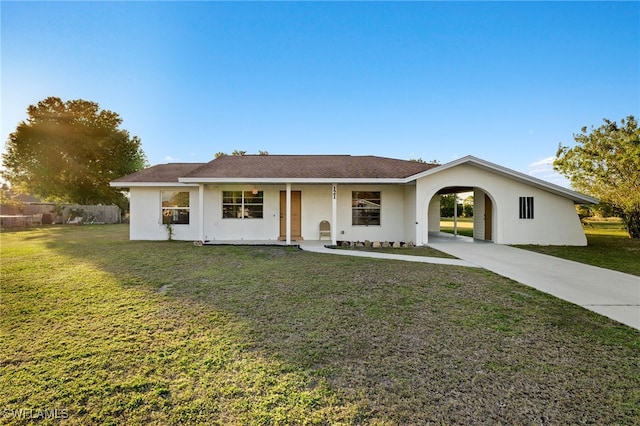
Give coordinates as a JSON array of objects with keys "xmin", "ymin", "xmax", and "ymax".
[{"xmin": 424, "ymin": 186, "xmax": 497, "ymax": 243}]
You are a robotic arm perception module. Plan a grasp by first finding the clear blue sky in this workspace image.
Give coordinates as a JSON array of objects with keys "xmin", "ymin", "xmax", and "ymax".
[{"xmin": 2, "ymin": 1, "xmax": 638, "ymax": 187}]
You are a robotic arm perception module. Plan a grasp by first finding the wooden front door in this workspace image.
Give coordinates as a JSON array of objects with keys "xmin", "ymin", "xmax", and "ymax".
[
  {"xmin": 484, "ymin": 194, "xmax": 493, "ymax": 241},
  {"xmin": 280, "ymin": 191, "xmax": 302, "ymax": 240}
]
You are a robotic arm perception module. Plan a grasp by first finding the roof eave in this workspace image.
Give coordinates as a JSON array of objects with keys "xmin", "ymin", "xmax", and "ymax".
[
  {"xmin": 110, "ymin": 182, "xmax": 200, "ymax": 188},
  {"xmin": 178, "ymin": 177, "xmax": 411, "ymax": 184},
  {"xmin": 408, "ymin": 155, "xmax": 599, "ymax": 205}
]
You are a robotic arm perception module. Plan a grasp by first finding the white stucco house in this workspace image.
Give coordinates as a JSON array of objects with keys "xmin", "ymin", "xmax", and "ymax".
[{"xmin": 110, "ymin": 154, "xmax": 598, "ymax": 246}]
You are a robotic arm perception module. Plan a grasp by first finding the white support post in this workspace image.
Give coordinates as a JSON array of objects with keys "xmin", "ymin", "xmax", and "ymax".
[
  {"xmin": 417, "ymin": 194, "xmax": 425, "ymax": 246},
  {"xmin": 453, "ymin": 193, "xmax": 458, "ymax": 236},
  {"xmin": 286, "ymin": 183, "xmax": 292, "ymax": 245},
  {"xmin": 419, "ymin": 208, "xmax": 426, "ymax": 246},
  {"xmin": 331, "ymin": 184, "xmax": 337, "ymax": 245},
  {"xmin": 198, "ymin": 184, "xmax": 205, "ymax": 243}
]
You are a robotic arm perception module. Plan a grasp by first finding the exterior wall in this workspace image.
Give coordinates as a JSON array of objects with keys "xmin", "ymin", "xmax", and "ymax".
[
  {"xmin": 335, "ymin": 184, "xmax": 409, "ymax": 243},
  {"xmin": 128, "ymin": 184, "xmax": 413, "ymax": 242},
  {"xmin": 428, "ymin": 195, "xmax": 441, "ymax": 232},
  {"xmin": 205, "ymin": 184, "xmax": 410, "ymax": 242},
  {"xmin": 403, "ymin": 186, "xmax": 417, "ymax": 242},
  {"xmin": 502, "ymin": 188, "xmax": 585, "ymax": 245},
  {"xmin": 128, "ymin": 164, "xmax": 586, "ymax": 245},
  {"xmin": 129, "ymin": 186, "xmax": 200, "ymax": 240},
  {"xmin": 416, "ymin": 164, "xmax": 587, "ymax": 246},
  {"xmin": 203, "ymin": 184, "xmax": 335, "ymax": 241},
  {"xmin": 301, "ymin": 185, "xmax": 334, "ymax": 240},
  {"xmin": 203, "ymin": 184, "xmax": 283, "ymax": 241}
]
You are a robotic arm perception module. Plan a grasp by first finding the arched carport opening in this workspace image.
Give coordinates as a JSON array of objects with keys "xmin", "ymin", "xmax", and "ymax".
[
  {"xmin": 426, "ymin": 186, "xmax": 496, "ymax": 242},
  {"xmin": 437, "ymin": 186, "xmax": 474, "ymax": 237}
]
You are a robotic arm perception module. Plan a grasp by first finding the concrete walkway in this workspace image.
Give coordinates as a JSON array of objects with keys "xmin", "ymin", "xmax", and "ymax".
[
  {"xmin": 427, "ymin": 233, "xmax": 640, "ymax": 330},
  {"xmin": 299, "ymin": 235, "xmax": 640, "ymax": 330}
]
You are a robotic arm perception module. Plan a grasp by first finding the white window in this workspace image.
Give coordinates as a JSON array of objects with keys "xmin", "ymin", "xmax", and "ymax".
[
  {"xmin": 162, "ymin": 191, "xmax": 190, "ymax": 224},
  {"xmin": 352, "ymin": 191, "xmax": 381, "ymax": 226},
  {"xmin": 223, "ymin": 191, "xmax": 264, "ymax": 219}
]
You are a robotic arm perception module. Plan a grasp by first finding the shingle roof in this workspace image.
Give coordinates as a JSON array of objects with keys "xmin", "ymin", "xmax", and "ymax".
[
  {"xmin": 184, "ymin": 155, "xmax": 438, "ymax": 179},
  {"xmin": 112, "ymin": 163, "xmax": 205, "ymax": 183}
]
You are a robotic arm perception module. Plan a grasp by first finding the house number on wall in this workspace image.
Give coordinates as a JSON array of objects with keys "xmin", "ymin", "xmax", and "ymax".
[{"xmin": 332, "ymin": 186, "xmax": 337, "ymax": 199}]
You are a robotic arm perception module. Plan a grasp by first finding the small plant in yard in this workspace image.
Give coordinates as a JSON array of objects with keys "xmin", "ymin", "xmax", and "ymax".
[
  {"xmin": 164, "ymin": 221, "xmax": 174, "ymax": 241},
  {"xmin": 1, "ymin": 225, "xmax": 639, "ymax": 424}
]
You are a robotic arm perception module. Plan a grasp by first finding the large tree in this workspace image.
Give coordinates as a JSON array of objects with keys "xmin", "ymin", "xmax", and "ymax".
[
  {"xmin": 554, "ymin": 115, "xmax": 640, "ymax": 239},
  {"xmin": 2, "ymin": 97, "xmax": 147, "ymax": 208}
]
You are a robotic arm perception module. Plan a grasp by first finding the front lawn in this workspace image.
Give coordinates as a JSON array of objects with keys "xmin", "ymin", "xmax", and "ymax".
[{"xmin": 1, "ymin": 225, "xmax": 638, "ymax": 424}]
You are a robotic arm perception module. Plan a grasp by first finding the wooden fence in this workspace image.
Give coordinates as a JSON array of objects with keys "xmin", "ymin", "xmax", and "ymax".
[{"xmin": 1, "ymin": 203, "xmax": 121, "ymax": 224}]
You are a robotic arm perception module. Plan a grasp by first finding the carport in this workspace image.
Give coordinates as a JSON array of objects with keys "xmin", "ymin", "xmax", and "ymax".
[{"xmin": 427, "ymin": 186, "xmax": 495, "ymax": 242}]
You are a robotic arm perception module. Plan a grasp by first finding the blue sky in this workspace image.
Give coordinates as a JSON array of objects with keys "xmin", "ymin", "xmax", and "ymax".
[{"xmin": 2, "ymin": 1, "xmax": 638, "ymax": 187}]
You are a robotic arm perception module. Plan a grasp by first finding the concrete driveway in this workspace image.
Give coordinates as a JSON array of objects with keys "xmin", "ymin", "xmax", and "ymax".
[{"xmin": 428, "ymin": 233, "xmax": 640, "ymax": 330}]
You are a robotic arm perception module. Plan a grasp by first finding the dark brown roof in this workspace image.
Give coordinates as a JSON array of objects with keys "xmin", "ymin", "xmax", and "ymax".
[
  {"xmin": 184, "ymin": 155, "xmax": 438, "ymax": 179},
  {"xmin": 112, "ymin": 163, "xmax": 206, "ymax": 183}
]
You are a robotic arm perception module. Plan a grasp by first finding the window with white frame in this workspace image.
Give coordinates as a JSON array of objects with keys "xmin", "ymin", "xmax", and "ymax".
[
  {"xmin": 222, "ymin": 191, "xmax": 264, "ymax": 219},
  {"xmin": 162, "ymin": 191, "xmax": 190, "ymax": 224},
  {"xmin": 352, "ymin": 191, "xmax": 381, "ymax": 225},
  {"xmin": 519, "ymin": 196, "xmax": 534, "ymax": 219}
]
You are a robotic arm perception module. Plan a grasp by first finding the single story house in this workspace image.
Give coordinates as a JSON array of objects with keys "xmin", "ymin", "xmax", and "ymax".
[{"xmin": 110, "ymin": 154, "xmax": 598, "ymax": 246}]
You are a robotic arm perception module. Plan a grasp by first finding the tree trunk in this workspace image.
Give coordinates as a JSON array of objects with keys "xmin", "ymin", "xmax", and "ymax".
[{"xmin": 623, "ymin": 211, "xmax": 640, "ymax": 239}]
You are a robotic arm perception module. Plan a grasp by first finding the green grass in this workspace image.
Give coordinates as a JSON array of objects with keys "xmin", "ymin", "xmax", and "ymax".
[
  {"xmin": 440, "ymin": 217, "xmax": 474, "ymax": 238},
  {"xmin": 516, "ymin": 219, "xmax": 640, "ymax": 276},
  {"xmin": 2, "ymin": 225, "xmax": 639, "ymax": 425}
]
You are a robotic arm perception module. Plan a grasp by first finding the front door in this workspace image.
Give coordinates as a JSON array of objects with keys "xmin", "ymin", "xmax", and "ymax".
[
  {"xmin": 280, "ymin": 191, "xmax": 302, "ymax": 240},
  {"xmin": 484, "ymin": 194, "xmax": 493, "ymax": 241}
]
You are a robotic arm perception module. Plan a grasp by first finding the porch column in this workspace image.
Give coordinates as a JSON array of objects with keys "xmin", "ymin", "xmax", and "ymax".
[
  {"xmin": 331, "ymin": 184, "xmax": 337, "ymax": 245},
  {"xmin": 286, "ymin": 183, "xmax": 292, "ymax": 245},
  {"xmin": 453, "ymin": 192, "xmax": 458, "ymax": 236},
  {"xmin": 418, "ymin": 203, "xmax": 426, "ymax": 246},
  {"xmin": 416, "ymin": 190, "xmax": 425, "ymax": 246},
  {"xmin": 198, "ymin": 184, "xmax": 205, "ymax": 243}
]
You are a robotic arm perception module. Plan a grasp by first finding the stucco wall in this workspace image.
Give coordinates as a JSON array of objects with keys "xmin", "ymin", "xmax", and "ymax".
[
  {"xmin": 128, "ymin": 166, "xmax": 586, "ymax": 245},
  {"xmin": 129, "ymin": 186, "xmax": 200, "ymax": 241},
  {"xmin": 428, "ymin": 195, "xmax": 441, "ymax": 232},
  {"xmin": 403, "ymin": 186, "xmax": 417, "ymax": 242},
  {"xmin": 204, "ymin": 184, "xmax": 410, "ymax": 242},
  {"xmin": 203, "ymin": 184, "xmax": 282, "ymax": 241},
  {"xmin": 130, "ymin": 184, "xmax": 411, "ymax": 242},
  {"xmin": 334, "ymin": 184, "xmax": 408, "ymax": 243},
  {"xmin": 416, "ymin": 164, "xmax": 587, "ymax": 246}
]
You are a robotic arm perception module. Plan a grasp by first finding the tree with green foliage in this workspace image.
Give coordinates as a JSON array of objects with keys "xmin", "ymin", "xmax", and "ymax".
[
  {"xmin": 215, "ymin": 150, "xmax": 269, "ymax": 157},
  {"xmin": 1, "ymin": 97, "xmax": 147, "ymax": 209},
  {"xmin": 440, "ymin": 194, "xmax": 462, "ymax": 218},
  {"xmin": 554, "ymin": 115, "xmax": 640, "ymax": 239},
  {"xmin": 409, "ymin": 158, "xmax": 440, "ymax": 165}
]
